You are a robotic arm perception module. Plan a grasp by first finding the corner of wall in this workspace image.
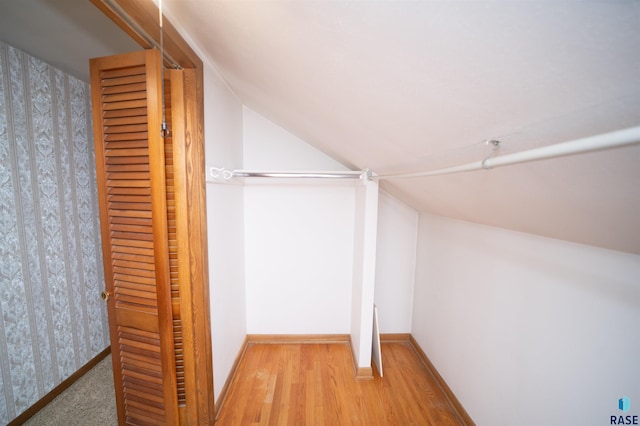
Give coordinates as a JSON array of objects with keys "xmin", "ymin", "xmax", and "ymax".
[
  {"xmin": 411, "ymin": 212, "xmax": 640, "ymax": 425},
  {"xmin": 202, "ymin": 61, "xmax": 247, "ymax": 402}
]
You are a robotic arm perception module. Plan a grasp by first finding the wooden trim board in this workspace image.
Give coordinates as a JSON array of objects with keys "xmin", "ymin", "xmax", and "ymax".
[
  {"xmin": 380, "ymin": 333, "xmax": 411, "ymax": 342},
  {"xmin": 347, "ymin": 335, "xmax": 374, "ymax": 379},
  {"xmin": 8, "ymin": 346, "xmax": 112, "ymax": 426},
  {"xmin": 90, "ymin": 0, "xmax": 202, "ymax": 69},
  {"xmin": 408, "ymin": 335, "xmax": 476, "ymax": 425},
  {"xmin": 214, "ymin": 336, "xmax": 249, "ymax": 420},
  {"xmin": 246, "ymin": 334, "xmax": 350, "ymax": 344},
  {"xmin": 354, "ymin": 365, "xmax": 374, "ymax": 379}
]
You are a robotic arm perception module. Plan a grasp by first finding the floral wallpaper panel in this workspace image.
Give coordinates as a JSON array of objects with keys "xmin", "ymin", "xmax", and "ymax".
[{"xmin": 0, "ymin": 40, "xmax": 109, "ymax": 424}]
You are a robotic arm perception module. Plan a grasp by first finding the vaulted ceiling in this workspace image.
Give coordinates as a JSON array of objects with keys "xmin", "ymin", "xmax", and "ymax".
[
  {"xmin": 0, "ymin": 0, "xmax": 138, "ymax": 81},
  {"xmin": 1, "ymin": 1, "xmax": 639, "ymax": 254},
  {"xmin": 162, "ymin": 0, "xmax": 640, "ymax": 255}
]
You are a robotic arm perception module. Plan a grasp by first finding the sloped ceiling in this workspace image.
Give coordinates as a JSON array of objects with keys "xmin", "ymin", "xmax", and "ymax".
[
  {"xmin": 163, "ymin": 0, "xmax": 640, "ymax": 255},
  {"xmin": 1, "ymin": 1, "xmax": 639, "ymax": 255},
  {"xmin": 0, "ymin": 0, "xmax": 138, "ymax": 82}
]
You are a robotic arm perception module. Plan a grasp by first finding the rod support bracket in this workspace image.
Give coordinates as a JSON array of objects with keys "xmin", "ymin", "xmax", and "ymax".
[{"xmin": 482, "ymin": 139, "xmax": 501, "ymax": 170}]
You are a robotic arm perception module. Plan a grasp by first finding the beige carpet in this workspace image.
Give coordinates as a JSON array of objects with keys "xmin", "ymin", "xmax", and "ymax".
[{"xmin": 24, "ymin": 355, "xmax": 118, "ymax": 426}]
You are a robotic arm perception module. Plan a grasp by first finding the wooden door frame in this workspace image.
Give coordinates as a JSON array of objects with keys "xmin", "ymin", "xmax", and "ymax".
[{"xmin": 90, "ymin": 0, "xmax": 214, "ymax": 423}]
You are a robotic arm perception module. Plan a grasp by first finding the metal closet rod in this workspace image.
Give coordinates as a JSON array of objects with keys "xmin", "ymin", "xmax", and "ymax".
[
  {"xmin": 375, "ymin": 125, "xmax": 640, "ymax": 180},
  {"xmin": 231, "ymin": 170, "xmax": 366, "ymax": 179},
  {"xmin": 208, "ymin": 126, "xmax": 640, "ymax": 182}
]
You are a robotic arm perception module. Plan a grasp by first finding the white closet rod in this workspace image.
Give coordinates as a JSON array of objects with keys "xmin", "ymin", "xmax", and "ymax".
[
  {"xmin": 233, "ymin": 170, "xmax": 364, "ymax": 179},
  {"xmin": 207, "ymin": 168, "xmax": 366, "ymax": 181},
  {"xmin": 233, "ymin": 170, "xmax": 363, "ymax": 179},
  {"xmin": 376, "ymin": 126, "xmax": 640, "ymax": 180}
]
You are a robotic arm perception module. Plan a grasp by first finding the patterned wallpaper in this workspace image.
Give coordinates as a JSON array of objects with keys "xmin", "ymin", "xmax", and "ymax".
[{"xmin": 0, "ymin": 41, "xmax": 109, "ymax": 423}]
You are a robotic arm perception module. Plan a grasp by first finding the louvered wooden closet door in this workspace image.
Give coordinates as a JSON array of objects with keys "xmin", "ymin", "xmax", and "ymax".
[{"xmin": 90, "ymin": 49, "xmax": 179, "ymax": 425}]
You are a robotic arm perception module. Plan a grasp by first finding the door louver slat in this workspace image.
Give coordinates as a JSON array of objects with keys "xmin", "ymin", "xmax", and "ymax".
[
  {"xmin": 162, "ymin": 73, "xmax": 187, "ymax": 409},
  {"xmin": 91, "ymin": 50, "xmax": 178, "ymax": 425}
]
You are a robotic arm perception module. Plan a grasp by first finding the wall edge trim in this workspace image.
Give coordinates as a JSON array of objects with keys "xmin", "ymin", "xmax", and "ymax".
[
  {"xmin": 214, "ymin": 335, "xmax": 249, "ymax": 420},
  {"xmin": 380, "ymin": 333, "xmax": 411, "ymax": 342},
  {"xmin": 347, "ymin": 335, "xmax": 374, "ymax": 379},
  {"xmin": 408, "ymin": 335, "xmax": 475, "ymax": 426},
  {"xmin": 247, "ymin": 334, "xmax": 350, "ymax": 344},
  {"xmin": 7, "ymin": 346, "xmax": 112, "ymax": 426}
]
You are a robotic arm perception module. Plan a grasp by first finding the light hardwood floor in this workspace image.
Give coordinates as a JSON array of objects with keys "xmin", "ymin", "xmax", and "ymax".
[{"xmin": 215, "ymin": 342, "xmax": 465, "ymax": 425}]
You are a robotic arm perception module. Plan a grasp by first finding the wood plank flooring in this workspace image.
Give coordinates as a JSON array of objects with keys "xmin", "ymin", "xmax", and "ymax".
[{"xmin": 215, "ymin": 342, "xmax": 464, "ymax": 425}]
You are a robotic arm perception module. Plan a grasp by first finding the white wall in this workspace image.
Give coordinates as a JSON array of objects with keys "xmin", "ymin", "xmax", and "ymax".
[
  {"xmin": 244, "ymin": 182, "xmax": 356, "ymax": 333},
  {"xmin": 243, "ymin": 107, "xmax": 356, "ymax": 334},
  {"xmin": 412, "ymin": 213, "xmax": 640, "ymax": 426},
  {"xmin": 203, "ymin": 64, "xmax": 247, "ymax": 401},
  {"xmin": 164, "ymin": 6, "xmax": 249, "ymax": 402},
  {"xmin": 374, "ymin": 191, "xmax": 418, "ymax": 333},
  {"xmin": 243, "ymin": 106, "xmax": 348, "ymax": 171},
  {"xmin": 243, "ymin": 106, "xmax": 419, "ymax": 340}
]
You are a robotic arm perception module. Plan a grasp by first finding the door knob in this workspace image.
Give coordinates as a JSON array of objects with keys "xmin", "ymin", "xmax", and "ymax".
[{"xmin": 101, "ymin": 291, "xmax": 111, "ymax": 302}]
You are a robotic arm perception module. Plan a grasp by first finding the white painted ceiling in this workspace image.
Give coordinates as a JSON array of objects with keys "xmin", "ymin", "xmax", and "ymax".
[
  {"xmin": 1, "ymin": 1, "xmax": 639, "ymax": 254},
  {"xmin": 163, "ymin": 0, "xmax": 640, "ymax": 255},
  {"xmin": 0, "ymin": 0, "xmax": 138, "ymax": 81}
]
